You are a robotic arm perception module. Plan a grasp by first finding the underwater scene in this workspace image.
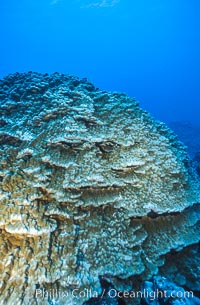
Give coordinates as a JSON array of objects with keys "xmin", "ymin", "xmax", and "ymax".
[{"xmin": 0, "ymin": 1, "xmax": 200, "ymax": 305}]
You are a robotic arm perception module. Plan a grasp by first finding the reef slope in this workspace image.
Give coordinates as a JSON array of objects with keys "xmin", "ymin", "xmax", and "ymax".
[{"xmin": 0, "ymin": 72, "xmax": 199, "ymax": 305}]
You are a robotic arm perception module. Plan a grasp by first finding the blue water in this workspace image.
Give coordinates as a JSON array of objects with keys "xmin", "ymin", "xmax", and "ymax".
[{"xmin": 0, "ymin": 0, "xmax": 200, "ymax": 125}]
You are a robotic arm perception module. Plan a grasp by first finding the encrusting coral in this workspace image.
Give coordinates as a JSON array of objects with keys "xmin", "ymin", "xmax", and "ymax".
[{"xmin": 0, "ymin": 72, "xmax": 199, "ymax": 305}]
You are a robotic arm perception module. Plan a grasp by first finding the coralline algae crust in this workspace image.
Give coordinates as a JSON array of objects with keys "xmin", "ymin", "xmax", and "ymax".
[{"xmin": 0, "ymin": 72, "xmax": 199, "ymax": 305}]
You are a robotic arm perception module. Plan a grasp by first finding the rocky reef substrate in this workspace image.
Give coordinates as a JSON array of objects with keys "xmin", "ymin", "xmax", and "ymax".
[{"xmin": 0, "ymin": 72, "xmax": 199, "ymax": 305}]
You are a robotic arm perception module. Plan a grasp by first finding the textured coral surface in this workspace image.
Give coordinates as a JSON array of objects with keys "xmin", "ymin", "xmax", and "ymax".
[{"xmin": 0, "ymin": 72, "xmax": 199, "ymax": 305}]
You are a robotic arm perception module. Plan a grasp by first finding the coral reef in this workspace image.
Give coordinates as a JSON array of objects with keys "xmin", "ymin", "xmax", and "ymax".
[
  {"xmin": 159, "ymin": 243, "xmax": 200, "ymax": 294},
  {"xmin": 141, "ymin": 276, "xmax": 200, "ymax": 305},
  {"xmin": 0, "ymin": 72, "xmax": 199, "ymax": 305}
]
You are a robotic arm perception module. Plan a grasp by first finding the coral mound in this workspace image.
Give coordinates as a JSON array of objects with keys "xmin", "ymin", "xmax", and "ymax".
[{"xmin": 0, "ymin": 72, "xmax": 199, "ymax": 305}]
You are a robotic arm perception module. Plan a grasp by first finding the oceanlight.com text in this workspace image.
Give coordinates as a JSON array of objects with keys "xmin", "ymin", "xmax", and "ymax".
[{"xmin": 35, "ymin": 288, "xmax": 194, "ymax": 300}]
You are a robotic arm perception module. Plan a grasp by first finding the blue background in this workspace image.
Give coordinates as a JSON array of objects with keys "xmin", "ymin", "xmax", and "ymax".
[{"xmin": 0, "ymin": 0, "xmax": 200, "ymax": 125}]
